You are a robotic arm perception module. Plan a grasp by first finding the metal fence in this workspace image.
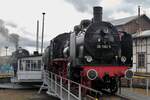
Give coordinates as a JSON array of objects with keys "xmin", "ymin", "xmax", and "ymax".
[
  {"xmin": 0, "ymin": 64, "xmax": 14, "ymax": 78},
  {"xmin": 128, "ymin": 76, "xmax": 150, "ymax": 96},
  {"xmin": 44, "ymin": 70, "xmax": 102, "ymax": 100},
  {"xmin": 41, "ymin": 70, "xmax": 150, "ymax": 100}
]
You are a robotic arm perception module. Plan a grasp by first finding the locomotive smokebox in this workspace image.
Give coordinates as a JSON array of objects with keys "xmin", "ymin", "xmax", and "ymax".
[{"xmin": 93, "ymin": 6, "xmax": 102, "ymax": 23}]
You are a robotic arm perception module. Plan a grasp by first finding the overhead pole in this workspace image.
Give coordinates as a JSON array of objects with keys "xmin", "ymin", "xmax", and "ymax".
[
  {"xmin": 138, "ymin": 5, "xmax": 140, "ymax": 18},
  {"xmin": 41, "ymin": 12, "xmax": 46, "ymax": 54},
  {"xmin": 138, "ymin": 5, "xmax": 142, "ymax": 72},
  {"xmin": 36, "ymin": 20, "xmax": 39, "ymax": 52}
]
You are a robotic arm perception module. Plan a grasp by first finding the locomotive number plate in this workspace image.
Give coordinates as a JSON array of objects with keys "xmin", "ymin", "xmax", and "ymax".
[{"xmin": 97, "ymin": 45, "xmax": 111, "ymax": 48}]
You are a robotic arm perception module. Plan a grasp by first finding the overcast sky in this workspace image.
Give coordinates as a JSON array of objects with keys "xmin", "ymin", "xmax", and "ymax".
[{"xmin": 0, "ymin": 0, "xmax": 150, "ymax": 55}]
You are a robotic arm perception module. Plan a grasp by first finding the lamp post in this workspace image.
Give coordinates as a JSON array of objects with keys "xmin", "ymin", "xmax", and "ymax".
[
  {"xmin": 36, "ymin": 20, "xmax": 39, "ymax": 52},
  {"xmin": 5, "ymin": 46, "xmax": 8, "ymax": 56}
]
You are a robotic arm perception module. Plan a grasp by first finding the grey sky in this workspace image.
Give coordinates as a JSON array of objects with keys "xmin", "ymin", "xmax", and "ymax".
[
  {"xmin": 65, "ymin": 0, "xmax": 150, "ymax": 19},
  {"xmin": 0, "ymin": 0, "xmax": 149, "ymax": 55}
]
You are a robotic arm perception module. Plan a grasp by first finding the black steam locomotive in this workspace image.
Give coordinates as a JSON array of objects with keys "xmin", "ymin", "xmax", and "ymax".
[{"xmin": 43, "ymin": 6, "xmax": 133, "ymax": 94}]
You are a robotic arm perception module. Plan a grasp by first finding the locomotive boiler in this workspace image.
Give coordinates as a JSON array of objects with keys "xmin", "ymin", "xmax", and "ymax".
[{"xmin": 43, "ymin": 6, "xmax": 133, "ymax": 94}]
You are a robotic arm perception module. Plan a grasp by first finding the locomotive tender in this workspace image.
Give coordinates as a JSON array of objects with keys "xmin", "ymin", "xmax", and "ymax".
[{"xmin": 43, "ymin": 6, "xmax": 133, "ymax": 93}]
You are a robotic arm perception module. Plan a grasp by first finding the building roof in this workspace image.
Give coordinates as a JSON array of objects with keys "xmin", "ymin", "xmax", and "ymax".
[
  {"xmin": 110, "ymin": 14, "xmax": 150, "ymax": 26},
  {"xmin": 132, "ymin": 30, "xmax": 150, "ymax": 38},
  {"xmin": 19, "ymin": 54, "xmax": 42, "ymax": 59}
]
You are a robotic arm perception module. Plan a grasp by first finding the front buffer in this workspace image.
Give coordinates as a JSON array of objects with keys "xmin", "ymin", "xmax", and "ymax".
[{"xmin": 81, "ymin": 66, "xmax": 133, "ymax": 94}]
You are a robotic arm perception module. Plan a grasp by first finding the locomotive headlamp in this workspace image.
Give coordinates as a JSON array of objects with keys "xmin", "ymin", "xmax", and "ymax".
[
  {"xmin": 87, "ymin": 69, "xmax": 98, "ymax": 80},
  {"xmin": 85, "ymin": 56, "xmax": 93, "ymax": 62},
  {"xmin": 131, "ymin": 57, "xmax": 133, "ymax": 61},
  {"xmin": 124, "ymin": 69, "xmax": 134, "ymax": 80},
  {"xmin": 103, "ymin": 28, "xmax": 109, "ymax": 33},
  {"xmin": 97, "ymin": 38, "xmax": 101, "ymax": 42},
  {"xmin": 121, "ymin": 56, "xmax": 126, "ymax": 63}
]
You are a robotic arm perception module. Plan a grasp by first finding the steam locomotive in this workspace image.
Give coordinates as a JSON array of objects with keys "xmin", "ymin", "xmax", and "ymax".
[{"xmin": 43, "ymin": 6, "xmax": 133, "ymax": 94}]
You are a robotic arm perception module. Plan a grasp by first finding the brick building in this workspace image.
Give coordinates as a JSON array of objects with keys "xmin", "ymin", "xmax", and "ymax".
[
  {"xmin": 110, "ymin": 14, "xmax": 150, "ymax": 34},
  {"xmin": 111, "ymin": 14, "xmax": 150, "ymax": 73},
  {"xmin": 132, "ymin": 30, "xmax": 150, "ymax": 73}
]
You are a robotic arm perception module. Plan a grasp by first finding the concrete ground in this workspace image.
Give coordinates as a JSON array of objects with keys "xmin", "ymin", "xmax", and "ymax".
[{"xmin": 0, "ymin": 89, "xmax": 60, "ymax": 100}]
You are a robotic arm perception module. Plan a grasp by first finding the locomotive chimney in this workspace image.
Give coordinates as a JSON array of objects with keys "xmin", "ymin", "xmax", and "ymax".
[{"xmin": 93, "ymin": 6, "xmax": 102, "ymax": 23}]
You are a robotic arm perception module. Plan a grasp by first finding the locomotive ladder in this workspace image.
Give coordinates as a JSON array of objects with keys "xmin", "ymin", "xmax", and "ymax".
[{"xmin": 40, "ymin": 70, "xmax": 102, "ymax": 100}]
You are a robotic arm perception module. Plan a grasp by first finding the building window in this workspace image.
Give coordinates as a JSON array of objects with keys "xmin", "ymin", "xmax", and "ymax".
[
  {"xmin": 19, "ymin": 60, "xmax": 23, "ymax": 71},
  {"xmin": 30, "ymin": 60, "xmax": 41, "ymax": 71},
  {"xmin": 138, "ymin": 53, "xmax": 145, "ymax": 68},
  {"xmin": 21, "ymin": 59, "xmax": 41, "ymax": 71},
  {"xmin": 30, "ymin": 60, "xmax": 36, "ymax": 71},
  {"xmin": 25, "ymin": 60, "xmax": 30, "ymax": 71},
  {"xmin": 37, "ymin": 60, "xmax": 41, "ymax": 71}
]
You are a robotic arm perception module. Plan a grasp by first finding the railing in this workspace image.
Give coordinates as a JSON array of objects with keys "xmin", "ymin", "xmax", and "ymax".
[
  {"xmin": 42, "ymin": 70, "xmax": 150, "ymax": 100},
  {"xmin": 128, "ymin": 76, "xmax": 150, "ymax": 96},
  {"xmin": 119, "ymin": 75, "xmax": 150, "ymax": 98},
  {"xmin": 44, "ymin": 70, "xmax": 102, "ymax": 100},
  {"xmin": 0, "ymin": 73, "xmax": 14, "ymax": 78}
]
